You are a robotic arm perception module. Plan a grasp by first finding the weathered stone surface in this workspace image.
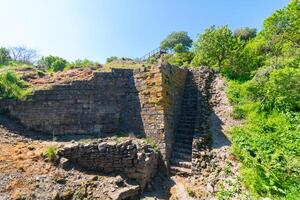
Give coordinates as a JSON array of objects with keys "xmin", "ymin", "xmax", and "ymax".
[
  {"xmin": 0, "ymin": 63, "xmax": 187, "ymax": 170},
  {"xmin": 109, "ymin": 184, "xmax": 139, "ymax": 200},
  {"xmin": 57, "ymin": 140, "xmax": 158, "ymax": 190}
]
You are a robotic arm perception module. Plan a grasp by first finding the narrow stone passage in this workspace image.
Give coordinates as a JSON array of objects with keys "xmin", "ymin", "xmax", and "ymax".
[{"xmin": 170, "ymin": 71, "xmax": 198, "ymax": 175}]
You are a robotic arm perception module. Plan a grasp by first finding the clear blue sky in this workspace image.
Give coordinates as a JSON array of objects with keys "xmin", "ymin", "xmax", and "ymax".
[{"xmin": 0, "ymin": 0, "xmax": 290, "ymax": 63}]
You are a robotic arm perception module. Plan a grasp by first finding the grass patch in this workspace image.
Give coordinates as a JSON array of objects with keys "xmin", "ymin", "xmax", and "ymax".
[
  {"xmin": 185, "ymin": 187, "xmax": 196, "ymax": 197},
  {"xmin": 231, "ymin": 106, "xmax": 246, "ymax": 119},
  {"xmin": 0, "ymin": 71, "xmax": 32, "ymax": 99},
  {"xmin": 142, "ymin": 137, "xmax": 158, "ymax": 152},
  {"xmin": 43, "ymin": 146, "xmax": 57, "ymax": 162}
]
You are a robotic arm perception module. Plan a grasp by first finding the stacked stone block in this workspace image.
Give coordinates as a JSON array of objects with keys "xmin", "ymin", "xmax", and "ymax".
[{"xmin": 57, "ymin": 140, "xmax": 158, "ymax": 190}]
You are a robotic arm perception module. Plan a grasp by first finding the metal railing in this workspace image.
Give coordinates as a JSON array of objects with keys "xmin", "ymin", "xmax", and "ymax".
[{"xmin": 138, "ymin": 48, "xmax": 173, "ymax": 61}]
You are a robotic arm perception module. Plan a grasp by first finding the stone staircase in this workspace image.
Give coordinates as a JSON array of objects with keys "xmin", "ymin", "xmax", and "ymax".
[{"xmin": 170, "ymin": 71, "xmax": 198, "ymax": 176}]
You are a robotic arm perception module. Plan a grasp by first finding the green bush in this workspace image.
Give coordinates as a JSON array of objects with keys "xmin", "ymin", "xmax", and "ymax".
[
  {"xmin": 0, "ymin": 47, "xmax": 11, "ymax": 66},
  {"xmin": 231, "ymin": 112, "xmax": 300, "ymax": 198},
  {"xmin": 227, "ymin": 66, "xmax": 300, "ymax": 198},
  {"xmin": 43, "ymin": 146, "xmax": 57, "ymax": 161},
  {"xmin": 231, "ymin": 106, "xmax": 246, "ymax": 119},
  {"xmin": 65, "ymin": 59, "xmax": 100, "ymax": 70},
  {"xmin": 106, "ymin": 56, "xmax": 118, "ymax": 64},
  {"xmin": 247, "ymin": 67, "xmax": 300, "ymax": 112},
  {"xmin": 168, "ymin": 52, "xmax": 195, "ymax": 66},
  {"xmin": 0, "ymin": 71, "xmax": 32, "ymax": 99},
  {"xmin": 38, "ymin": 55, "xmax": 68, "ymax": 72}
]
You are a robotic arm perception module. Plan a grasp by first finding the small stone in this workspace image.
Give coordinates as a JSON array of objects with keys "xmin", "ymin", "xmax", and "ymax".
[
  {"xmin": 51, "ymin": 190, "xmax": 60, "ymax": 200},
  {"xmin": 62, "ymin": 189, "xmax": 74, "ymax": 199},
  {"xmin": 115, "ymin": 175, "xmax": 124, "ymax": 187},
  {"xmin": 28, "ymin": 146, "xmax": 35, "ymax": 151},
  {"xmin": 59, "ymin": 157, "xmax": 70, "ymax": 170},
  {"xmin": 56, "ymin": 177, "xmax": 66, "ymax": 184},
  {"xmin": 207, "ymin": 183, "xmax": 214, "ymax": 193},
  {"xmin": 91, "ymin": 175, "xmax": 98, "ymax": 181}
]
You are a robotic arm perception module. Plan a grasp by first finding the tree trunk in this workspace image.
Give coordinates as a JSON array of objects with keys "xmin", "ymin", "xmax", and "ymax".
[{"xmin": 218, "ymin": 61, "xmax": 221, "ymax": 73}]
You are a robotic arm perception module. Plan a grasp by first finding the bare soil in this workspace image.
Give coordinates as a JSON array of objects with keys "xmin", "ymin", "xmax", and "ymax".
[{"xmin": 0, "ymin": 115, "xmax": 141, "ymax": 200}]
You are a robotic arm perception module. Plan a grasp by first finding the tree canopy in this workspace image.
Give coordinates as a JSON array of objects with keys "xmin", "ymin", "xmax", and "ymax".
[
  {"xmin": 38, "ymin": 55, "xmax": 68, "ymax": 72},
  {"xmin": 234, "ymin": 27, "xmax": 257, "ymax": 42},
  {"xmin": 0, "ymin": 47, "xmax": 11, "ymax": 66},
  {"xmin": 192, "ymin": 25, "xmax": 236, "ymax": 72},
  {"xmin": 160, "ymin": 31, "xmax": 193, "ymax": 52}
]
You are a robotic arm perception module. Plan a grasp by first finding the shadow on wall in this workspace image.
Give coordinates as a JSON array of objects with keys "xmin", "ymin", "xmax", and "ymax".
[
  {"xmin": 119, "ymin": 69, "xmax": 145, "ymax": 137},
  {"xmin": 0, "ymin": 68, "xmax": 146, "ymax": 141}
]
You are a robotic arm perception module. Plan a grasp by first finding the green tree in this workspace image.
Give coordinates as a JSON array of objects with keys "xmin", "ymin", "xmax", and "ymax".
[
  {"xmin": 168, "ymin": 52, "xmax": 195, "ymax": 66},
  {"xmin": 106, "ymin": 56, "xmax": 118, "ymax": 63},
  {"xmin": 160, "ymin": 31, "xmax": 193, "ymax": 52},
  {"xmin": 192, "ymin": 25, "xmax": 236, "ymax": 72},
  {"xmin": 259, "ymin": 0, "xmax": 300, "ymax": 66},
  {"xmin": 234, "ymin": 27, "xmax": 257, "ymax": 42},
  {"xmin": 0, "ymin": 47, "xmax": 11, "ymax": 66},
  {"xmin": 226, "ymin": 36, "xmax": 266, "ymax": 79},
  {"xmin": 38, "ymin": 55, "xmax": 68, "ymax": 71}
]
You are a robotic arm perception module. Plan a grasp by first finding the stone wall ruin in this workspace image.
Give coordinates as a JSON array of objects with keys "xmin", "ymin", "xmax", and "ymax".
[
  {"xmin": 0, "ymin": 62, "xmax": 187, "ymax": 169},
  {"xmin": 57, "ymin": 139, "xmax": 158, "ymax": 190}
]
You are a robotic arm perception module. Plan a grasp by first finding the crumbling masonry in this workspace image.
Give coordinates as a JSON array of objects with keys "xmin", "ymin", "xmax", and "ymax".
[{"xmin": 0, "ymin": 62, "xmax": 214, "ymax": 176}]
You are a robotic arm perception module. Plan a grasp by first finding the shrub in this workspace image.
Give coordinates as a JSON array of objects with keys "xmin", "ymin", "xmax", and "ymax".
[
  {"xmin": 51, "ymin": 59, "xmax": 67, "ymax": 72},
  {"xmin": 231, "ymin": 112, "xmax": 300, "ymax": 198},
  {"xmin": 0, "ymin": 47, "xmax": 11, "ymax": 66},
  {"xmin": 106, "ymin": 56, "xmax": 118, "ymax": 64},
  {"xmin": 247, "ymin": 67, "xmax": 300, "ymax": 112},
  {"xmin": 231, "ymin": 106, "xmax": 246, "ymax": 119},
  {"xmin": 143, "ymin": 137, "xmax": 158, "ymax": 152},
  {"xmin": 65, "ymin": 59, "xmax": 100, "ymax": 70},
  {"xmin": 43, "ymin": 146, "xmax": 57, "ymax": 161},
  {"xmin": 0, "ymin": 71, "xmax": 31, "ymax": 99},
  {"xmin": 38, "ymin": 55, "xmax": 68, "ymax": 72}
]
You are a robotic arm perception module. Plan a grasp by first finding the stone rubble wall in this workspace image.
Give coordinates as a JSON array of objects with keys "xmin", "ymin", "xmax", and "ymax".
[
  {"xmin": 57, "ymin": 140, "xmax": 158, "ymax": 190},
  {"xmin": 190, "ymin": 67, "xmax": 215, "ymax": 174},
  {"xmin": 2, "ymin": 69, "xmax": 134, "ymax": 135},
  {"xmin": 0, "ymin": 63, "xmax": 187, "ymax": 169}
]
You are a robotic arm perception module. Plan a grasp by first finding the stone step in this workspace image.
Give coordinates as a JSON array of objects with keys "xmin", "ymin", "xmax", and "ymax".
[
  {"xmin": 175, "ymin": 133, "xmax": 193, "ymax": 140},
  {"xmin": 180, "ymin": 113, "xmax": 197, "ymax": 116},
  {"xmin": 176, "ymin": 132, "xmax": 193, "ymax": 137},
  {"xmin": 181, "ymin": 98, "xmax": 197, "ymax": 101},
  {"xmin": 177, "ymin": 127, "xmax": 195, "ymax": 132},
  {"xmin": 173, "ymin": 147, "xmax": 192, "ymax": 154},
  {"xmin": 173, "ymin": 142, "xmax": 192, "ymax": 149},
  {"xmin": 181, "ymin": 105, "xmax": 197, "ymax": 107},
  {"xmin": 174, "ymin": 137, "xmax": 193, "ymax": 144},
  {"xmin": 182, "ymin": 96, "xmax": 197, "ymax": 99},
  {"xmin": 178, "ymin": 119, "xmax": 196, "ymax": 123},
  {"xmin": 180, "ymin": 108, "xmax": 197, "ymax": 111},
  {"xmin": 174, "ymin": 138, "xmax": 193, "ymax": 145},
  {"xmin": 172, "ymin": 151, "xmax": 192, "ymax": 160},
  {"xmin": 170, "ymin": 166, "xmax": 192, "ymax": 176},
  {"xmin": 180, "ymin": 124, "xmax": 196, "ymax": 128},
  {"xmin": 181, "ymin": 99, "xmax": 197, "ymax": 101},
  {"xmin": 170, "ymin": 158, "xmax": 192, "ymax": 168},
  {"xmin": 178, "ymin": 122, "xmax": 195, "ymax": 126},
  {"xmin": 181, "ymin": 112, "xmax": 197, "ymax": 115}
]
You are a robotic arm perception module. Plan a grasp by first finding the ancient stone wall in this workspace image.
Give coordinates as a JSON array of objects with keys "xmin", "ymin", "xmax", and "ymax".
[
  {"xmin": 3, "ymin": 69, "xmax": 135, "ymax": 135},
  {"xmin": 161, "ymin": 64, "xmax": 187, "ymax": 167},
  {"xmin": 57, "ymin": 140, "xmax": 158, "ymax": 190},
  {"xmin": 190, "ymin": 67, "xmax": 214, "ymax": 174},
  {"xmin": 0, "ymin": 63, "xmax": 187, "ymax": 169}
]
